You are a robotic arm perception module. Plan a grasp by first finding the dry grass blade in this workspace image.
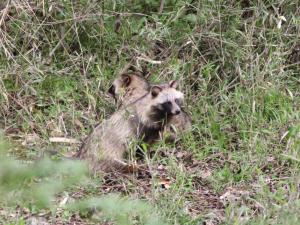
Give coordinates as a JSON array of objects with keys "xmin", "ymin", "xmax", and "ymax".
[{"xmin": 49, "ymin": 137, "xmax": 80, "ymax": 144}]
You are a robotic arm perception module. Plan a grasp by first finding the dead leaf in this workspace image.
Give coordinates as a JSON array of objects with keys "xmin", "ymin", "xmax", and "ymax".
[
  {"xmin": 124, "ymin": 163, "xmax": 140, "ymax": 173},
  {"xmin": 50, "ymin": 127, "xmax": 64, "ymax": 137},
  {"xmin": 176, "ymin": 151, "xmax": 184, "ymax": 158},
  {"xmin": 59, "ymin": 195, "xmax": 69, "ymax": 207},
  {"xmin": 27, "ymin": 216, "xmax": 49, "ymax": 225},
  {"xmin": 114, "ymin": 14, "xmax": 121, "ymax": 33},
  {"xmin": 200, "ymin": 169, "xmax": 212, "ymax": 178},
  {"xmin": 158, "ymin": 178, "xmax": 171, "ymax": 189},
  {"xmin": 22, "ymin": 133, "xmax": 40, "ymax": 146},
  {"xmin": 220, "ymin": 188, "xmax": 250, "ymax": 203},
  {"xmin": 74, "ymin": 119, "xmax": 84, "ymax": 129},
  {"xmin": 157, "ymin": 164, "xmax": 165, "ymax": 170}
]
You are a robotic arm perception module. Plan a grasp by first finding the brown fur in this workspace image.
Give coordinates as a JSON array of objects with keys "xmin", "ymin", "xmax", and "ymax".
[{"xmin": 108, "ymin": 73, "xmax": 150, "ymax": 108}]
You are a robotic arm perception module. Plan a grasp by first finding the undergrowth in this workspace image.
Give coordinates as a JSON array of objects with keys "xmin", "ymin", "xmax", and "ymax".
[{"xmin": 0, "ymin": 0, "xmax": 299, "ymax": 224}]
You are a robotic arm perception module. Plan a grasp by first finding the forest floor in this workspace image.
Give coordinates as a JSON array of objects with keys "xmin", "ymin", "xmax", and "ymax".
[{"xmin": 0, "ymin": 1, "xmax": 299, "ymax": 224}]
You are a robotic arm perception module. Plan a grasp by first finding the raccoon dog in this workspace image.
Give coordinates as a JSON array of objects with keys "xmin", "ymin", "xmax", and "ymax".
[
  {"xmin": 108, "ymin": 73, "xmax": 192, "ymax": 142},
  {"xmin": 76, "ymin": 80, "xmax": 184, "ymax": 173}
]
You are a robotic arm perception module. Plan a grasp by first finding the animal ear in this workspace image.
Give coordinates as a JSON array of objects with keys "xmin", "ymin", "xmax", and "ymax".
[
  {"xmin": 169, "ymin": 80, "xmax": 178, "ymax": 89},
  {"xmin": 121, "ymin": 74, "xmax": 131, "ymax": 87},
  {"xmin": 151, "ymin": 86, "xmax": 162, "ymax": 97}
]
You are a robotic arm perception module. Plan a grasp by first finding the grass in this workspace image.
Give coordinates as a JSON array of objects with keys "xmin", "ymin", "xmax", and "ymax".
[{"xmin": 0, "ymin": 0, "xmax": 299, "ymax": 224}]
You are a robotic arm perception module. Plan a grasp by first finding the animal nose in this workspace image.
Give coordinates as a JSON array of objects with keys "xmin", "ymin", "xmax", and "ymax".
[{"xmin": 174, "ymin": 110, "xmax": 181, "ymax": 115}]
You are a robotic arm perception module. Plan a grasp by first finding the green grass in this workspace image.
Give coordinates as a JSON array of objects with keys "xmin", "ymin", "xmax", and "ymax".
[{"xmin": 0, "ymin": 0, "xmax": 299, "ymax": 224}]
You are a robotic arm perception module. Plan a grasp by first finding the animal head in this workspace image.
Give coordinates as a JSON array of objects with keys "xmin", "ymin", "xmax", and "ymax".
[
  {"xmin": 150, "ymin": 80, "xmax": 184, "ymax": 116},
  {"xmin": 108, "ymin": 73, "xmax": 150, "ymax": 105}
]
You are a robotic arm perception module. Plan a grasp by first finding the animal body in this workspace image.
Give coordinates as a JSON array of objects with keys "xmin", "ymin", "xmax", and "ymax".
[
  {"xmin": 108, "ymin": 73, "xmax": 192, "ymax": 142},
  {"xmin": 76, "ymin": 80, "xmax": 184, "ymax": 173}
]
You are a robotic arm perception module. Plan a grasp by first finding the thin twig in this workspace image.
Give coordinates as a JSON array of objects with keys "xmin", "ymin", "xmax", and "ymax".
[
  {"xmin": 49, "ymin": 137, "xmax": 81, "ymax": 144},
  {"xmin": 159, "ymin": 0, "xmax": 165, "ymax": 14}
]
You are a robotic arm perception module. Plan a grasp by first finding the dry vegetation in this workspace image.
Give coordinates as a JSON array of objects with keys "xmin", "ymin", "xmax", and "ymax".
[{"xmin": 0, "ymin": 0, "xmax": 299, "ymax": 224}]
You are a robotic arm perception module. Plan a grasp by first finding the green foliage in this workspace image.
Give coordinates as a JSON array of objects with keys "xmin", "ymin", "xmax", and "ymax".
[
  {"xmin": 70, "ymin": 195, "xmax": 167, "ymax": 225},
  {"xmin": 0, "ymin": 0, "xmax": 299, "ymax": 224},
  {"xmin": 0, "ymin": 136, "xmax": 88, "ymax": 209},
  {"xmin": 0, "ymin": 136, "xmax": 168, "ymax": 224}
]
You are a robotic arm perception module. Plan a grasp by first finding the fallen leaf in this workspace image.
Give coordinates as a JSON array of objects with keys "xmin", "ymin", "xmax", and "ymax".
[
  {"xmin": 158, "ymin": 178, "xmax": 171, "ymax": 189},
  {"xmin": 22, "ymin": 133, "xmax": 40, "ymax": 146},
  {"xmin": 157, "ymin": 164, "xmax": 165, "ymax": 170},
  {"xmin": 74, "ymin": 119, "xmax": 84, "ymax": 129},
  {"xmin": 59, "ymin": 195, "xmax": 69, "ymax": 207},
  {"xmin": 200, "ymin": 169, "xmax": 212, "ymax": 178}
]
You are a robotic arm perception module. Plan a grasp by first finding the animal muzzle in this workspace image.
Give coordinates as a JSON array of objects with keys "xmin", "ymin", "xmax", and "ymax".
[{"xmin": 171, "ymin": 105, "xmax": 181, "ymax": 115}]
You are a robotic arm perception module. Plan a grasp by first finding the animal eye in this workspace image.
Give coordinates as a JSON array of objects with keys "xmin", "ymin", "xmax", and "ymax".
[
  {"xmin": 175, "ymin": 99, "xmax": 183, "ymax": 106},
  {"xmin": 164, "ymin": 101, "xmax": 172, "ymax": 106},
  {"xmin": 161, "ymin": 101, "xmax": 172, "ymax": 110}
]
